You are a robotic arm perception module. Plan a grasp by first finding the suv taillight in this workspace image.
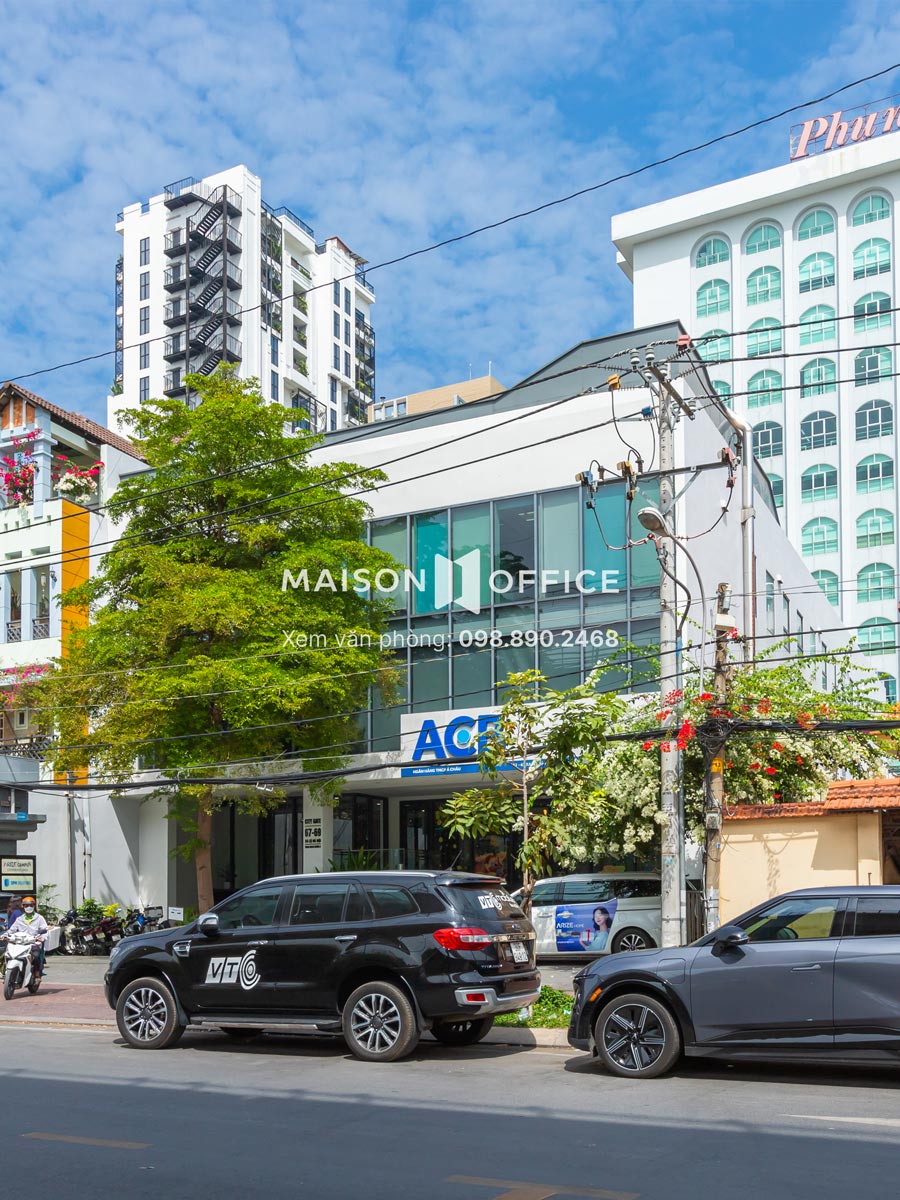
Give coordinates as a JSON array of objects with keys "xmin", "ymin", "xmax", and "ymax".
[{"xmin": 433, "ymin": 927, "xmax": 492, "ymax": 951}]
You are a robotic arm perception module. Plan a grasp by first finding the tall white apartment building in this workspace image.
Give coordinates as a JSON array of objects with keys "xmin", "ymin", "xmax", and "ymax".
[
  {"xmin": 111, "ymin": 165, "xmax": 375, "ymax": 434},
  {"xmin": 613, "ymin": 118, "xmax": 900, "ymax": 704}
]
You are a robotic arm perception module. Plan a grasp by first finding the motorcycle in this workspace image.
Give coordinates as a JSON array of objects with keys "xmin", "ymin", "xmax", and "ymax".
[
  {"xmin": 57, "ymin": 910, "xmax": 94, "ymax": 956},
  {"xmin": 86, "ymin": 913, "xmax": 124, "ymax": 955},
  {"xmin": 1, "ymin": 931, "xmax": 42, "ymax": 999}
]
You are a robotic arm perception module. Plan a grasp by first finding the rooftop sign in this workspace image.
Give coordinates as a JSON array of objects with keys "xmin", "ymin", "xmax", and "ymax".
[{"xmin": 791, "ymin": 94, "xmax": 900, "ymax": 160}]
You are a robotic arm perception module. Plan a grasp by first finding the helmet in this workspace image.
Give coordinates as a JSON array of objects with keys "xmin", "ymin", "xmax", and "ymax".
[{"xmin": 21, "ymin": 896, "xmax": 35, "ymax": 906}]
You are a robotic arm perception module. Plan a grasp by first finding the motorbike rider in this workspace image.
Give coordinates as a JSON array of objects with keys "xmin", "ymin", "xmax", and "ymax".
[{"xmin": 5, "ymin": 897, "xmax": 49, "ymax": 982}]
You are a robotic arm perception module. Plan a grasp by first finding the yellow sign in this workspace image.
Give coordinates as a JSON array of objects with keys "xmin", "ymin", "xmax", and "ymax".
[{"xmin": 711, "ymin": 757, "xmax": 724, "ymax": 773}]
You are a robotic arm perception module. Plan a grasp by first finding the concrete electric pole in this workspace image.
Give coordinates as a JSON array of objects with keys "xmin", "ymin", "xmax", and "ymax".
[{"xmin": 701, "ymin": 582, "xmax": 735, "ymax": 933}]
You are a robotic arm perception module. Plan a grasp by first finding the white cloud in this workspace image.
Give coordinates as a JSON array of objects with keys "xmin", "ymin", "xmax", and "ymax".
[{"xmin": 1, "ymin": 0, "xmax": 900, "ymax": 419}]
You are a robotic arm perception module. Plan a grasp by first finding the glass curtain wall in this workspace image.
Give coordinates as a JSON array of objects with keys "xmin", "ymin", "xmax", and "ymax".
[{"xmin": 362, "ymin": 483, "xmax": 661, "ymax": 748}]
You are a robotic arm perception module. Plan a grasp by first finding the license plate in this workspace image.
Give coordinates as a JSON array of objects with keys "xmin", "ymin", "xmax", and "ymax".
[{"xmin": 510, "ymin": 941, "xmax": 529, "ymax": 964}]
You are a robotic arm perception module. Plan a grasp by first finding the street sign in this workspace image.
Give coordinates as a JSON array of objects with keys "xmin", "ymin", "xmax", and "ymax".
[
  {"xmin": 168, "ymin": 907, "xmax": 184, "ymax": 922},
  {"xmin": 1, "ymin": 855, "xmax": 35, "ymax": 894}
]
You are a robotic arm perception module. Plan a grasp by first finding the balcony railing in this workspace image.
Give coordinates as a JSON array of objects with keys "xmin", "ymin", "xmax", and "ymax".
[
  {"xmin": 164, "ymin": 264, "xmax": 187, "ymax": 291},
  {"xmin": 164, "ymin": 371, "xmax": 185, "ymax": 396},
  {"xmin": 6, "ymin": 621, "xmax": 20, "ymax": 643},
  {"xmin": 0, "ymin": 735, "xmax": 52, "ymax": 760},
  {"xmin": 293, "ymin": 294, "xmax": 308, "ymax": 317},
  {"xmin": 163, "ymin": 334, "xmax": 186, "ymax": 360},
  {"xmin": 262, "ymin": 200, "xmax": 314, "ymax": 239},
  {"xmin": 355, "ymin": 266, "xmax": 375, "ymax": 295},
  {"xmin": 225, "ymin": 261, "xmax": 242, "ymax": 289},
  {"xmin": 32, "ymin": 618, "xmax": 49, "ymax": 640},
  {"xmin": 344, "ymin": 391, "xmax": 368, "ymax": 426}
]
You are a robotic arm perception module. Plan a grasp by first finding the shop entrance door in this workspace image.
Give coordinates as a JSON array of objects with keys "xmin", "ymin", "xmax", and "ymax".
[{"xmin": 400, "ymin": 800, "xmax": 440, "ymax": 870}]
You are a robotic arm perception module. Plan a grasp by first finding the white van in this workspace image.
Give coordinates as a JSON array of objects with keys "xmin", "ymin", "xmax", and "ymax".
[{"xmin": 522, "ymin": 873, "xmax": 661, "ymax": 957}]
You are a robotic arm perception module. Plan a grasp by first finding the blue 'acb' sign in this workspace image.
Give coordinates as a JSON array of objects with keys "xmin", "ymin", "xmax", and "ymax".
[{"xmin": 411, "ymin": 713, "xmax": 500, "ymax": 762}]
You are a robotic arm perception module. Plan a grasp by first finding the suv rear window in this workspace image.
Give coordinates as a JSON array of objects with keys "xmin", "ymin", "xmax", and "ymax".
[{"xmin": 442, "ymin": 884, "xmax": 524, "ymax": 920}]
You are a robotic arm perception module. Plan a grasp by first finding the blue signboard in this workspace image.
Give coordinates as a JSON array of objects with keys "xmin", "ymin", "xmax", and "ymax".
[{"xmin": 555, "ymin": 899, "xmax": 619, "ymax": 952}]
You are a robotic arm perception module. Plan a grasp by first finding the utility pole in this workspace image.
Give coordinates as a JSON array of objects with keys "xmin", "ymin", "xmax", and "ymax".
[
  {"xmin": 701, "ymin": 582, "xmax": 734, "ymax": 933},
  {"xmin": 649, "ymin": 356, "xmax": 682, "ymax": 950}
]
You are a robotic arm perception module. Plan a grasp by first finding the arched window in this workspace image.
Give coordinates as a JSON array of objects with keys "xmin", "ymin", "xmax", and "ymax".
[
  {"xmin": 745, "ymin": 223, "xmax": 781, "ymax": 254},
  {"xmin": 856, "ymin": 399, "xmax": 893, "ymax": 440},
  {"xmin": 853, "ymin": 237, "xmax": 891, "ymax": 279},
  {"xmin": 853, "ymin": 291, "xmax": 891, "ymax": 332},
  {"xmin": 797, "ymin": 209, "xmax": 835, "ymax": 240},
  {"xmin": 857, "ymin": 453, "xmax": 894, "ymax": 494},
  {"xmin": 799, "ymin": 251, "xmax": 835, "ymax": 292},
  {"xmin": 801, "ymin": 517, "xmax": 839, "ymax": 555},
  {"xmin": 801, "ymin": 463, "xmax": 838, "ymax": 502},
  {"xmin": 747, "ymin": 369, "xmax": 782, "ymax": 408},
  {"xmin": 855, "ymin": 346, "xmax": 892, "ymax": 386},
  {"xmin": 860, "ymin": 617, "xmax": 897, "ymax": 655},
  {"xmin": 852, "ymin": 194, "xmax": 891, "ymax": 226},
  {"xmin": 799, "ymin": 304, "xmax": 836, "ymax": 345},
  {"xmin": 800, "ymin": 357, "xmax": 836, "ymax": 397},
  {"xmin": 711, "ymin": 380, "xmax": 731, "ymax": 406},
  {"xmin": 754, "ymin": 421, "xmax": 783, "ymax": 459},
  {"xmin": 800, "ymin": 410, "xmax": 837, "ymax": 451},
  {"xmin": 696, "ymin": 279, "xmax": 730, "ymax": 318},
  {"xmin": 748, "ymin": 318, "xmax": 782, "ymax": 357},
  {"xmin": 746, "ymin": 266, "xmax": 781, "ymax": 306},
  {"xmin": 858, "ymin": 563, "xmax": 896, "ymax": 603},
  {"xmin": 812, "ymin": 569, "xmax": 839, "ymax": 607},
  {"xmin": 697, "ymin": 330, "xmax": 731, "ymax": 363},
  {"xmin": 695, "ymin": 237, "xmax": 730, "ymax": 267},
  {"xmin": 767, "ymin": 473, "xmax": 784, "ymax": 508},
  {"xmin": 857, "ymin": 508, "xmax": 895, "ymax": 549}
]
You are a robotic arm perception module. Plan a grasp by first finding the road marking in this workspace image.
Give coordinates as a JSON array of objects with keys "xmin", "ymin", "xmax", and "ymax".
[
  {"xmin": 788, "ymin": 1114, "xmax": 900, "ymax": 1129},
  {"xmin": 23, "ymin": 1132, "xmax": 150, "ymax": 1149},
  {"xmin": 446, "ymin": 1175, "xmax": 638, "ymax": 1200}
]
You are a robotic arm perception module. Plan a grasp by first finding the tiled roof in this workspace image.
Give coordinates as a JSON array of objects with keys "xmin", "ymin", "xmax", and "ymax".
[
  {"xmin": 0, "ymin": 382, "xmax": 143, "ymax": 461},
  {"xmin": 727, "ymin": 778, "xmax": 900, "ymax": 820}
]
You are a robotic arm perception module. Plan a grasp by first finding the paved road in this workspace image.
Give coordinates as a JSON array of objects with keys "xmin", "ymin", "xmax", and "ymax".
[{"xmin": 2, "ymin": 1023, "xmax": 899, "ymax": 1200}]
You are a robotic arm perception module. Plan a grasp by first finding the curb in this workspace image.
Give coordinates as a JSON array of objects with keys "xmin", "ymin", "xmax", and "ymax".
[{"xmin": 0, "ymin": 1016, "xmax": 570, "ymax": 1045}]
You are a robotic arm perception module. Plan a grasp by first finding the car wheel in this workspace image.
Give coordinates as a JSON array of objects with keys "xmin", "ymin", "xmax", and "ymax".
[
  {"xmin": 611, "ymin": 927, "xmax": 656, "ymax": 953},
  {"xmin": 116, "ymin": 977, "xmax": 185, "ymax": 1050},
  {"xmin": 343, "ymin": 981, "xmax": 419, "ymax": 1062},
  {"xmin": 431, "ymin": 1016, "xmax": 494, "ymax": 1046},
  {"xmin": 220, "ymin": 1027, "xmax": 264, "ymax": 1041},
  {"xmin": 594, "ymin": 992, "xmax": 681, "ymax": 1079}
]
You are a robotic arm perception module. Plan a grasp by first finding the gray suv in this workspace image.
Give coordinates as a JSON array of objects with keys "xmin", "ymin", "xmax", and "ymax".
[{"xmin": 569, "ymin": 886, "xmax": 900, "ymax": 1077}]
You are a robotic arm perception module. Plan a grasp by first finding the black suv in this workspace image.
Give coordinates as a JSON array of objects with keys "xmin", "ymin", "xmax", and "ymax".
[{"xmin": 105, "ymin": 871, "xmax": 540, "ymax": 1062}]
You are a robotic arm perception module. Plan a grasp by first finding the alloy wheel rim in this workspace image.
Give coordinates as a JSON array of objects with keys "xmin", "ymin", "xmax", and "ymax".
[
  {"xmin": 123, "ymin": 986, "xmax": 168, "ymax": 1042},
  {"xmin": 350, "ymin": 993, "xmax": 402, "ymax": 1053},
  {"xmin": 602, "ymin": 1004, "xmax": 666, "ymax": 1072},
  {"xmin": 619, "ymin": 932, "xmax": 648, "ymax": 951}
]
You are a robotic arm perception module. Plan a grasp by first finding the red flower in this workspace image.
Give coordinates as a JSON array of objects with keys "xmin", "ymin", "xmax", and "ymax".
[
  {"xmin": 771, "ymin": 742, "xmax": 783, "ymax": 752},
  {"xmin": 796, "ymin": 756, "xmax": 804, "ymax": 765},
  {"xmin": 660, "ymin": 741, "xmax": 672, "ymax": 753},
  {"xmin": 698, "ymin": 691, "xmax": 714, "ymax": 702},
  {"xmin": 764, "ymin": 766, "xmax": 777, "ymax": 776},
  {"xmin": 749, "ymin": 762, "xmax": 760, "ymax": 770},
  {"xmin": 757, "ymin": 699, "xmax": 771, "ymax": 714},
  {"xmin": 726, "ymin": 761, "xmax": 734, "ymax": 768},
  {"xmin": 642, "ymin": 741, "xmax": 653, "ymax": 751},
  {"xmin": 656, "ymin": 708, "xmax": 671, "ymax": 722}
]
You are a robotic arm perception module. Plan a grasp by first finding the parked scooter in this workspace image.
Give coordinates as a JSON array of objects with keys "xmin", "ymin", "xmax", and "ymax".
[
  {"xmin": 86, "ymin": 913, "xmax": 124, "ymax": 955},
  {"xmin": 57, "ymin": 910, "xmax": 94, "ymax": 956},
  {"xmin": 1, "ymin": 931, "xmax": 42, "ymax": 999}
]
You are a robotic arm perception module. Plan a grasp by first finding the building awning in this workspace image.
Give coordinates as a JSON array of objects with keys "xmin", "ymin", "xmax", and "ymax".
[{"xmin": 727, "ymin": 778, "xmax": 900, "ymax": 820}]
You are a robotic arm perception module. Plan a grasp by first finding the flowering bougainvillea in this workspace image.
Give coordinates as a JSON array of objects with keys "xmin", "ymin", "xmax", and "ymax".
[
  {"xmin": 543, "ymin": 638, "xmax": 900, "ymax": 868},
  {"xmin": 0, "ymin": 429, "xmax": 102, "ymax": 507}
]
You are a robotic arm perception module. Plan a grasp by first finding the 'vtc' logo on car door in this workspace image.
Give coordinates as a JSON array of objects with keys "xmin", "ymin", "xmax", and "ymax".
[{"xmin": 204, "ymin": 949, "xmax": 260, "ymax": 990}]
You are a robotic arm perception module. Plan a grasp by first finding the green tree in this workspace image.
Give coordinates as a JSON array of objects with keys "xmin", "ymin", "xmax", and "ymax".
[
  {"xmin": 439, "ymin": 670, "xmax": 624, "ymax": 909},
  {"xmin": 561, "ymin": 639, "xmax": 900, "ymax": 867},
  {"xmin": 29, "ymin": 369, "xmax": 396, "ymax": 912}
]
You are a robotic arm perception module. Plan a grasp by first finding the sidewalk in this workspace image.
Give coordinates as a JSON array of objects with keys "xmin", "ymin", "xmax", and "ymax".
[{"xmin": 0, "ymin": 958, "xmax": 569, "ymax": 1044}]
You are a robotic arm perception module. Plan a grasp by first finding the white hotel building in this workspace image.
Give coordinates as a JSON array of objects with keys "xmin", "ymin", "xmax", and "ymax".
[
  {"xmin": 112, "ymin": 165, "xmax": 375, "ymax": 435},
  {"xmin": 613, "ymin": 123, "xmax": 900, "ymax": 703}
]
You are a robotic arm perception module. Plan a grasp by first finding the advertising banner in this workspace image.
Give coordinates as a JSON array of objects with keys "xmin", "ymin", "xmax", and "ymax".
[{"xmin": 555, "ymin": 898, "xmax": 619, "ymax": 952}]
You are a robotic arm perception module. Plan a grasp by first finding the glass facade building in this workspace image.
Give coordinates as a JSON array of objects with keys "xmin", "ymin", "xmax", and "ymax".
[{"xmin": 364, "ymin": 481, "xmax": 661, "ymax": 752}]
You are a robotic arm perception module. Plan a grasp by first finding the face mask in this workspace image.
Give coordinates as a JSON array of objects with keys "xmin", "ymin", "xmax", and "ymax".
[{"xmin": 23, "ymin": 907, "xmax": 34, "ymax": 914}]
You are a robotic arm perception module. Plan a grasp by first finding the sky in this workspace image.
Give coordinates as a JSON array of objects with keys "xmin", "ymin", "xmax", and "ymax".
[{"xmin": 3, "ymin": 0, "xmax": 900, "ymax": 425}]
